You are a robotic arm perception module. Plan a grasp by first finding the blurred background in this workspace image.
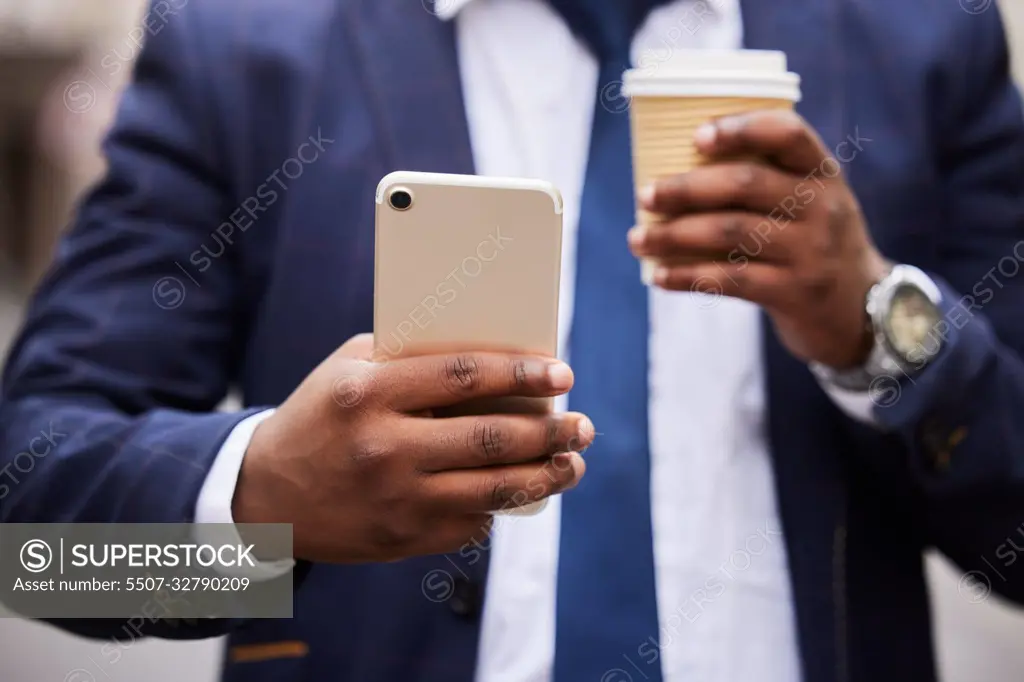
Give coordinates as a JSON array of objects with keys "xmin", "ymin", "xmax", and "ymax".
[{"xmin": 0, "ymin": 1, "xmax": 1023, "ymax": 681}]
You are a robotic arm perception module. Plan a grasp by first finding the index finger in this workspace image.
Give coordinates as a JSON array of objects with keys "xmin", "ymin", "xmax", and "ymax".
[
  {"xmin": 692, "ymin": 109, "xmax": 831, "ymax": 176},
  {"xmin": 376, "ymin": 352, "xmax": 574, "ymax": 412}
]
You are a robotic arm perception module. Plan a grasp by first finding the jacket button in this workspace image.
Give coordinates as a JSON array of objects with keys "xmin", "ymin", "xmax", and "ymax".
[
  {"xmin": 449, "ymin": 578, "xmax": 481, "ymax": 618},
  {"xmin": 920, "ymin": 417, "xmax": 965, "ymax": 473}
]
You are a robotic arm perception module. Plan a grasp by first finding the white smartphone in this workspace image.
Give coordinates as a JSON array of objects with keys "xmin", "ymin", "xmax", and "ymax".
[{"xmin": 374, "ymin": 171, "xmax": 564, "ymax": 515}]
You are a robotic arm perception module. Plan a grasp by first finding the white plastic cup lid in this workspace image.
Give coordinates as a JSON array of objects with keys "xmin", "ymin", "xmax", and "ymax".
[{"xmin": 623, "ymin": 49, "xmax": 801, "ymax": 101}]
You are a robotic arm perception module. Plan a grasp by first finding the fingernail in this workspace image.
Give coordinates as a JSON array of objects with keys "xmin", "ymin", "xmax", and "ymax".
[
  {"xmin": 694, "ymin": 122, "xmax": 717, "ymax": 147},
  {"xmin": 553, "ymin": 452, "xmax": 584, "ymax": 487},
  {"xmin": 576, "ymin": 416, "xmax": 595, "ymax": 449},
  {"xmin": 716, "ymin": 115, "xmax": 744, "ymax": 133},
  {"xmin": 553, "ymin": 451, "xmax": 575, "ymax": 469},
  {"xmin": 638, "ymin": 184, "xmax": 655, "ymax": 209},
  {"xmin": 547, "ymin": 362, "xmax": 574, "ymax": 390},
  {"xmin": 653, "ymin": 266, "xmax": 670, "ymax": 287},
  {"xmin": 640, "ymin": 259, "xmax": 657, "ymax": 286},
  {"xmin": 627, "ymin": 225, "xmax": 646, "ymax": 249}
]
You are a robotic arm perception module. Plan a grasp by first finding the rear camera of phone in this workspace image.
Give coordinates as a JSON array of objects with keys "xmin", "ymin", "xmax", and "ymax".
[{"xmin": 388, "ymin": 188, "xmax": 413, "ymax": 211}]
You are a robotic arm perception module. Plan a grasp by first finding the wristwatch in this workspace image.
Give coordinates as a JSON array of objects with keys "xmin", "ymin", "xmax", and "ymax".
[{"xmin": 811, "ymin": 264, "xmax": 945, "ymax": 392}]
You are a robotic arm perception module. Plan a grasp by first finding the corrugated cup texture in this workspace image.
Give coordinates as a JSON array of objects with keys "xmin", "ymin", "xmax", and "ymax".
[{"xmin": 629, "ymin": 96, "xmax": 795, "ymax": 281}]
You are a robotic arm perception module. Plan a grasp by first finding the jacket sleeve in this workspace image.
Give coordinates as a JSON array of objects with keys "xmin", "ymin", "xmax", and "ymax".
[
  {"xmin": 0, "ymin": 1, "xmax": 259, "ymax": 639},
  {"xmin": 847, "ymin": 5, "xmax": 1024, "ymax": 605}
]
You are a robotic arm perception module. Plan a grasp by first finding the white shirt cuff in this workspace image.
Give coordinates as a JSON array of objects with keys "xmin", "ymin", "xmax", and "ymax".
[
  {"xmin": 818, "ymin": 380, "xmax": 881, "ymax": 427},
  {"xmin": 194, "ymin": 409, "xmax": 296, "ymax": 581}
]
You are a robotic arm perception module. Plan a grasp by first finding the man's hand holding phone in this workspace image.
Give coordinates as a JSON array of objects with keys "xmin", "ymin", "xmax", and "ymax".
[{"xmin": 233, "ymin": 334, "xmax": 591, "ymax": 564}]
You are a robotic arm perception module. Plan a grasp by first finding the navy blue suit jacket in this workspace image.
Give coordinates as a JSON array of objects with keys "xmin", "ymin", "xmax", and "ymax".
[{"xmin": 3, "ymin": 1, "xmax": 1024, "ymax": 680}]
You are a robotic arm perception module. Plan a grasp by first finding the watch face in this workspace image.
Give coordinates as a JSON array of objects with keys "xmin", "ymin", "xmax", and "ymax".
[{"xmin": 885, "ymin": 284, "xmax": 943, "ymax": 363}]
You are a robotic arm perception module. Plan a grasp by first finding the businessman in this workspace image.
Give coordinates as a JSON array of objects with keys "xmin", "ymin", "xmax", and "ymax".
[{"xmin": 3, "ymin": 0, "xmax": 1024, "ymax": 681}]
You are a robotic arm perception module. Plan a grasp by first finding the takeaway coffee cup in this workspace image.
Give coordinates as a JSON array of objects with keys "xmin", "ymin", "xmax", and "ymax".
[{"xmin": 622, "ymin": 49, "xmax": 802, "ymax": 284}]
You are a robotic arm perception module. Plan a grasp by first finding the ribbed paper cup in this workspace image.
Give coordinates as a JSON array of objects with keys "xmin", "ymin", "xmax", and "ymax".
[{"xmin": 623, "ymin": 50, "xmax": 802, "ymax": 284}]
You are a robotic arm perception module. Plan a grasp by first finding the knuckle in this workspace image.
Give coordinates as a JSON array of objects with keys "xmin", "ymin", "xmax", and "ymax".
[
  {"xmin": 349, "ymin": 434, "xmax": 392, "ymax": 465},
  {"xmin": 732, "ymin": 164, "xmax": 759, "ymax": 192},
  {"xmin": 510, "ymin": 359, "xmax": 529, "ymax": 389},
  {"xmin": 825, "ymin": 196, "xmax": 851, "ymax": 227},
  {"xmin": 545, "ymin": 416, "xmax": 561, "ymax": 453},
  {"xmin": 376, "ymin": 467, "xmax": 419, "ymax": 509},
  {"xmin": 483, "ymin": 472, "xmax": 514, "ymax": 509},
  {"xmin": 442, "ymin": 355, "xmax": 482, "ymax": 395},
  {"xmin": 719, "ymin": 215, "xmax": 745, "ymax": 243},
  {"xmin": 369, "ymin": 518, "xmax": 418, "ymax": 552},
  {"xmin": 799, "ymin": 270, "xmax": 836, "ymax": 300},
  {"xmin": 807, "ymin": 227, "xmax": 832, "ymax": 256},
  {"xmin": 331, "ymin": 365, "xmax": 377, "ymax": 411},
  {"xmin": 471, "ymin": 420, "xmax": 508, "ymax": 462}
]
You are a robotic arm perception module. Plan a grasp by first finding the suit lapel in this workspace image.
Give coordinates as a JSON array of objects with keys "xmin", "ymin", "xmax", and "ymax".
[
  {"xmin": 347, "ymin": 0, "xmax": 476, "ymax": 175},
  {"xmin": 741, "ymin": 1, "xmax": 850, "ymax": 681}
]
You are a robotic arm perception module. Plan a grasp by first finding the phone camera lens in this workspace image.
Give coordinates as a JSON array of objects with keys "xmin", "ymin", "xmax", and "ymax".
[{"xmin": 388, "ymin": 188, "xmax": 413, "ymax": 211}]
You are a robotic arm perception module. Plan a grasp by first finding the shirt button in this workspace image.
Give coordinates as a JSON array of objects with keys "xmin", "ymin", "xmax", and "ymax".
[{"xmin": 449, "ymin": 578, "xmax": 482, "ymax": 618}]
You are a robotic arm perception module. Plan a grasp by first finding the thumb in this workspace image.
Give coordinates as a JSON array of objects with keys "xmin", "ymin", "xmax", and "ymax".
[{"xmin": 336, "ymin": 333, "xmax": 375, "ymax": 361}]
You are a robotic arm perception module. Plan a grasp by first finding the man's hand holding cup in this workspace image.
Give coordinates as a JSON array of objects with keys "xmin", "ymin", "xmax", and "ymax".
[{"xmin": 628, "ymin": 110, "xmax": 889, "ymax": 369}]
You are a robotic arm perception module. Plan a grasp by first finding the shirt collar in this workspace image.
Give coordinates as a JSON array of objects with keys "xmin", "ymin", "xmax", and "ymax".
[{"xmin": 432, "ymin": 0, "xmax": 725, "ymax": 22}]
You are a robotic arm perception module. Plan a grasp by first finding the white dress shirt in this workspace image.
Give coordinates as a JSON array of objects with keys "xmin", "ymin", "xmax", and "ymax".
[{"xmin": 196, "ymin": 1, "xmax": 878, "ymax": 679}]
